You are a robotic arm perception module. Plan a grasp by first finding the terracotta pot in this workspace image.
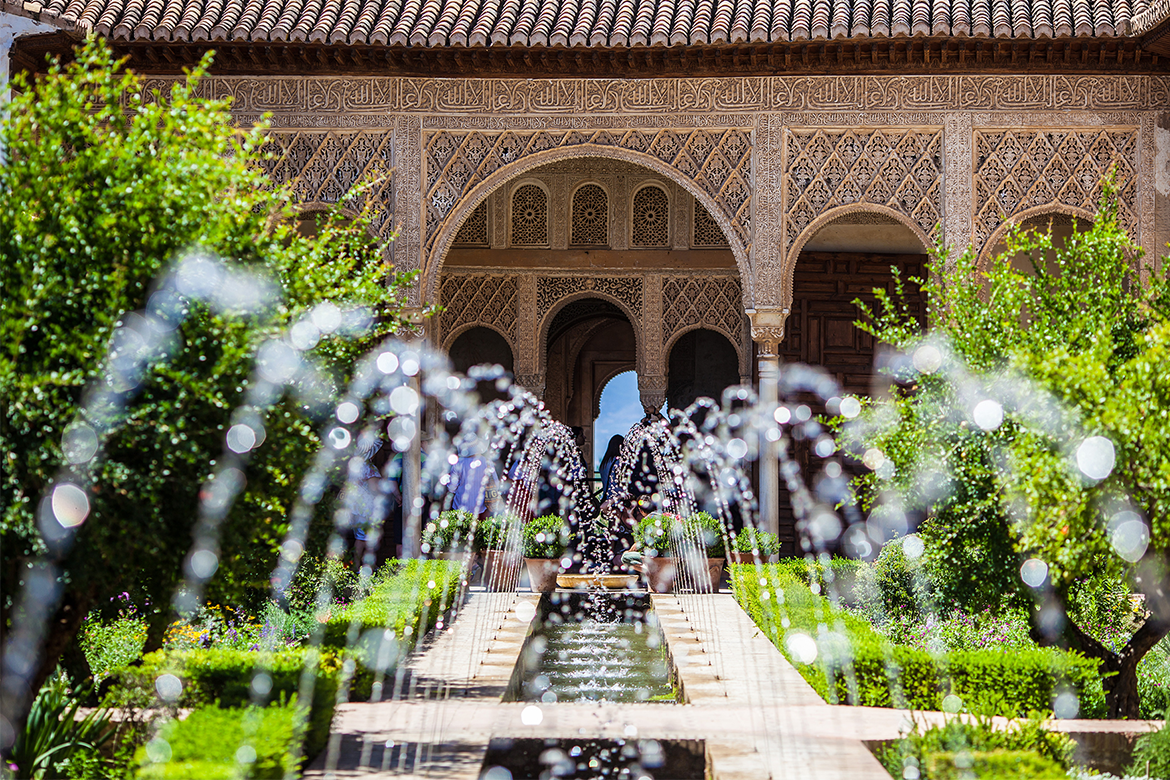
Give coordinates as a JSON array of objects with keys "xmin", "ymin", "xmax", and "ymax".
[
  {"xmin": 525, "ymin": 558, "xmax": 563, "ymax": 593},
  {"xmin": 704, "ymin": 557, "xmax": 725, "ymax": 592},
  {"xmin": 482, "ymin": 549, "xmax": 521, "ymax": 592},
  {"xmin": 642, "ymin": 556, "xmax": 678, "ymax": 593},
  {"xmin": 726, "ymin": 551, "xmax": 778, "ymax": 565}
]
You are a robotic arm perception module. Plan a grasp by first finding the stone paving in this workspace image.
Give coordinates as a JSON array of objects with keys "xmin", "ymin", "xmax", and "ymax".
[{"xmin": 304, "ymin": 588, "xmax": 1162, "ymax": 779}]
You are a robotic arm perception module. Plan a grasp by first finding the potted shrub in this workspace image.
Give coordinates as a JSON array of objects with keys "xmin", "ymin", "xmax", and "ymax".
[
  {"xmin": 479, "ymin": 514, "xmax": 521, "ymax": 592},
  {"xmin": 522, "ymin": 514, "xmax": 574, "ymax": 593},
  {"xmin": 680, "ymin": 512, "xmax": 727, "ymax": 592},
  {"xmin": 728, "ymin": 527, "xmax": 781, "ymax": 564},
  {"xmin": 635, "ymin": 514, "xmax": 680, "ymax": 593},
  {"xmin": 422, "ymin": 510, "xmax": 475, "ymax": 559}
]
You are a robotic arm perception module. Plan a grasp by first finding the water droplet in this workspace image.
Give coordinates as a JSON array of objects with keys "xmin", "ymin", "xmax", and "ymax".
[
  {"xmin": 390, "ymin": 386, "xmax": 420, "ymax": 415},
  {"xmin": 1076, "ymin": 436, "xmax": 1115, "ymax": 481},
  {"xmin": 327, "ymin": 427, "xmax": 352, "ymax": 450},
  {"xmin": 785, "ymin": 632, "xmax": 818, "ymax": 664},
  {"xmin": 972, "ymin": 399, "xmax": 1004, "ymax": 431},
  {"xmin": 942, "ymin": 694, "xmax": 963, "ymax": 713},
  {"xmin": 188, "ymin": 549, "xmax": 218, "ymax": 579},
  {"xmin": 155, "ymin": 673, "xmax": 183, "ymax": 703},
  {"xmin": 839, "ymin": 396, "xmax": 861, "ymax": 418},
  {"xmin": 912, "ymin": 344, "xmax": 942, "ymax": 374},
  {"xmin": 235, "ymin": 745, "xmax": 257, "ymax": 764},
  {"xmin": 1107, "ymin": 511, "xmax": 1149, "ymax": 563},
  {"xmin": 226, "ymin": 424, "xmax": 257, "ymax": 453},
  {"xmin": 310, "ymin": 302, "xmax": 343, "ymax": 333},
  {"xmin": 62, "ymin": 424, "xmax": 98, "ymax": 464},
  {"xmin": 336, "ymin": 401, "xmax": 360, "ymax": 424},
  {"xmin": 1053, "ymin": 690, "xmax": 1079, "ymax": 719},
  {"xmin": 902, "ymin": 535, "xmax": 925, "ymax": 559},
  {"xmin": 51, "ymin": 483, "xmax": 89, "ymax": 528},
  {"xmin": 520, "ymin": 705, "xmax": 543, "ymax": 725},
  {"xmin": 1020, "ymin": 558, "xmax": 1048, "ymax": 588}
]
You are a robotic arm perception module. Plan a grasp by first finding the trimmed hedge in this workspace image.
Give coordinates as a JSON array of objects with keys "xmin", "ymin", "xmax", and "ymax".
[
  {"xmin": 136, "ymin": 701, "xmax": 299, "ymax": 779},
  {"xmin": 115, "ymin": 647, "xmax": 342, "ymax": 761},
  {"xmin": 731, "ymin": 564, "xmax": 1106, "ymax": 718},
  {"xmin": 321, "ymin": 559, "xmax": 462, "ymax": 649}
]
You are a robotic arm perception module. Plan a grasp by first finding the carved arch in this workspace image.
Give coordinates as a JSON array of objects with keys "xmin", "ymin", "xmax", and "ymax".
[
  {"xmin": 782, "ymin": 204, "xmax": 933, "ymax": 310},
  {"xmin": 423, "ymin": 143, "xmax": 752, "ymax": 306},
  {"xmin": 569, "ymin": 180, "xmax": 611, "ymax": 247},
  {"xmin": 507, "ymin": 178, "xmax": 551, "ymax": 247},
  {"xmin": 441, "ymin": 321, "xmax": 516, "ymax": 356},
  {"xmin": 538, "ymin": 291, "xmax": 642, "ymax": 376},
  {"xmin": 976, "ymin": 203, "xmax": 1097, "ymax": 271},
  {"xmin": 664, "ymin": 324, "xmax": 743, "ymax": 365},
  {"xmin": 593, "ymin": 366, "xmax": 638, "ymax": 420}
]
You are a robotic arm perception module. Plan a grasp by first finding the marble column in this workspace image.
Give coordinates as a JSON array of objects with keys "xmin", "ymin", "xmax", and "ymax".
[{"xmin": 749, "ymin": 309, "xmax": 788, "ymax": 538}]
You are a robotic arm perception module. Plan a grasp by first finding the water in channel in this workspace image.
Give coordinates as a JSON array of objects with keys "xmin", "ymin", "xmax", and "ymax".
[{"xmin": 509, "ymin": 592, "xmax": 676, "ymax": 704}]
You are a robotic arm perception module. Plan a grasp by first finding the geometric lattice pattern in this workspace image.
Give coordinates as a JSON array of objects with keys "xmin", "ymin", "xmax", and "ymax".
[
  {"xmin": 973, "ymin": 129, "xmax": 1138, "ymax": 250},
  {"xmin": 453, "ymin": 201, "xmax": 489, "ymax": 246},
  {"xmin": 571, "ymin": 184, "xmax": 609, "ymax": 246},
  {"xmin": 632, "ymin": 185, "xmax": 670, "ymax": 247},
  {"xmin": 439, "ymin": 274, "xmax": 518, "ymax": 346},
  {"xmin": 662, "ymin": 276, "xmax": 743, "ymax": 351},
  {"xmin": 693, "ymin": 199, "xmax": 729, "ymax": 247},
  {"xmin": 256, "ymin": 131, "xmax": 395, "ymax": 238},
  {"xmin": 511, "ymin": 184, "xmax": 548, "ymax": 246},
  {"xmin": 536, "ymin": 276, "xmax": 644, "ymax": 318},
  {"xmin": 425, "ymin": 128, "xmax": 751, "ymax": 255},
  {"xmin": 784, "ymin": 128, "xmax": 943, "ymax": 248}
]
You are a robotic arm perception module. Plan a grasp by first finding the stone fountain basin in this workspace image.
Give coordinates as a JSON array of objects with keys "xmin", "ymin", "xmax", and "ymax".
[{"xmin": 555, "ymin": 573, "xmax": 640, "ymax": 589}]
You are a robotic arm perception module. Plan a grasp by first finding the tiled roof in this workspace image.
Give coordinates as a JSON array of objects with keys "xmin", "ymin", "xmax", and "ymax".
[{"xmin": 2, "ymin": 0, "xmax": 1146, "ymax": 47}]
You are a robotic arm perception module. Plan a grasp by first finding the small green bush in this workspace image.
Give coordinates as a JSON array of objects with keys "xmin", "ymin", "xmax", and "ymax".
[
  {"xmin": 731, "ymin": 565, "xmax": 1105, "ymax": 718},
  {"xmin": 731, "ymin": 528, "xmax": 781, "ymax": 556},
  {"xmin": 635, "ymin": 514, "xmax": 679, "ymax": 554},
  {"xmin": 877, "ymin": 714, "xmax": 1074, "ymax": 780},
  {"xmin": 79, "ymin": 610, "xmax": 147, "ymax": 682},
  {"xmin": 1129, "ymin": 718, "xmax": 1170, "ymax": 779},
  {"xmin": 136, "ymin": 701, "xmax": 299, "ymax": 780},
  {"xmin": 422, "ymin": 510, "xmax": 475, "ymax": 555},
  {"xmin": 681, "ymin": 513, "xmax": 725, "ymax": 557},
  {"xmin": 321, "ymin": 559, "xmax": 461, "ymax": 650},
  {"xmin": 522, "ymin": 515, "xmax": 574, "ymax": 558},
  {"xmin": 1139, "ymin": 634, "xmax": 1170, "ymax": 720},
  {"xmin": 112, "ymin": 647, "xmax": 340, "ymax": 761}
]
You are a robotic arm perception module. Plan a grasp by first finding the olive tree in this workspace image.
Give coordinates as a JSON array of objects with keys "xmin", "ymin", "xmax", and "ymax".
[{"xmin": 848, "ymin": 189, "xmax": 1169, "ymax": 718}]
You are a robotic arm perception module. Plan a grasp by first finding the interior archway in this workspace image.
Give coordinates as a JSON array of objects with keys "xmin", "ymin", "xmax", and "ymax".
[
  {"xmin": 667, "ymin": 329, "xmax": 739, "ymax": 410},
  {"xmin": 987, "ymin": 210, "xmax": 1094, "ymax": 277},
  {"xmin": 449, "ymin": 326, "xmax": 514, "ymax": 403}
]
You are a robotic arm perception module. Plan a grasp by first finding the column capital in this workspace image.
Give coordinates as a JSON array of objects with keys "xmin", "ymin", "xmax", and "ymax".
[
  {"xmin": 638, "ymin": 374, "xmax": 668, "ymax": 415},
  {"xmin": 516, "ymin": 373, "xmax": 546, "ymax": 399},
  {"xmin": 747, "ymin": 307, "xmax": 788, "ymax": 355}
]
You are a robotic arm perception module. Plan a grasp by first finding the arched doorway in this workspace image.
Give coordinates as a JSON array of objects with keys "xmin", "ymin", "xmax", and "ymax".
[
  {"xmin": 986, "ymin": 210, "xmax": 1094, "ymax": 277},
  {"xmin": 448, "ymin": 326, "xmax": 515, "ymax": 402},
  {"xmin": 667, "ymin": 329, "xmax": 740, "ymax": 410},
  {"xmin": 544, "ymin": 298, "xmax": 636, "ymax": 472}
]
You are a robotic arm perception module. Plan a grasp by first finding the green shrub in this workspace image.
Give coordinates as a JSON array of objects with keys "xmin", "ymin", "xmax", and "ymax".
[
  {"xmin": 1139, "ymin": 634, "xmax": 1170, "ymax": 720},
  {"xmin": 479, "ymin": 514, "xmax": 514, "ymax": 551},
  {"xmin": 136, "ymin": 701, "xmax": 299, "ymax": 779},
  {"xmin": 79, "ymin": 610, "xmax": 148, "ymax": 682},
  {"xmin": 422, "ymin": 510, "xmax": 475, "ymax": 555},
  {"xmin": 877, "ymin": 714, "xmax": 1074, "ymax": 780},
  {"xmin": 112, "ymin": 647, "xmax": 340, "ymax": 761},
  {"xmin": 635, "ymin": 514, "xmax": 678, "ymax": 554},
  {"xmin": 321, "ymin": 559, "xmax": 462, "ymax": 650},
  {"xmin": 681, "ymin": 513, "xmax": 725, "ymax": 557},
  {"xmin": 731, "ymin": 528, "xmax": 781, "ymax": 556},
  {"xmin": 522, "ymin": 515, "xmax": 574, "ymax": 558},
  {"xmin": 731, "ymin": 565, "xmax": 1105, "ymax": 718},
  {"xmin": 1129, "ymin": 718, "xmax": 1170, "ymax": 779}
]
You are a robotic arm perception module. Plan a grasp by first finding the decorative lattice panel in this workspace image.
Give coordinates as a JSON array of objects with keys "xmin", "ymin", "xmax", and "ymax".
[
  {"xmin": 632, "ymin": 186, "xmax": 670, "ymax": 247},
  {"xmin": 693, "ymin": 199, "xmax": 729, "ymax": 247},
  {"xmin": 257, "ymin": 131, "xmax": 395, "ymax": 238},
  {"xmin": 973, "ymin": 129, "xmax": 1138, "ymax": 250},
  {"xmin": 425, "ymin": 128, "xmax": 752, "ymax": 256},
  {"xmin": 662, "ymin": 276, "xmax": 743, "ymax": 351},
  {"xmin": 536, "ymin": 276, "xmax": 644, "ymax": 321},
  {"xmin": 439, "ymin": 274, "xmax": 518, "ymax": 345},
  {"xmin": 785, "ymin": 128, "xmax": 943, "ymax": 250},
  {"xmin": 452, "ymin": 201, "xmax": 489, "ymax": 246},
  {"xmin": 511, "ymin": 185, "xmax": 549, "ymax": 246},
  {"xmin": 571, "ymin": 184, "xmax": 609, "ymax": 246}
]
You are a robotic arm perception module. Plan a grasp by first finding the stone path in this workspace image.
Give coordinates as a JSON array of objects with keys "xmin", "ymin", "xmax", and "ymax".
[{"xmin": 304, "ymin": 588, "xmax": 1162, "ymax": 779}]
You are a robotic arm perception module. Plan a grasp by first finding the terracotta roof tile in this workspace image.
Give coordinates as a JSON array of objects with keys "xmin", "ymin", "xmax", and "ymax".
[{"xmin": 5, "ymin": 0, "xmax": 1145, "ymax": 44}]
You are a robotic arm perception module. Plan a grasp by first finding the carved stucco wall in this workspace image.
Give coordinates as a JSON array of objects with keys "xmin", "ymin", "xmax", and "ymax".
[{"xmin": 139, "ymin": 74, "xmax": 1167, "ymax": 353}]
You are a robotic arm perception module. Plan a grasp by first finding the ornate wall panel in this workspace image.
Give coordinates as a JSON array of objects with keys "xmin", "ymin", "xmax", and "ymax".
[
  {"xmin": 438, "ymin": 274, "xmax": 518, "ymax": 349},
  {"xmin": 693, "ymin": 199, "xmax": 730, "ymax": 247},
  {"xmin": 972, "ymin": 128, "xmax": 1139, "ymax": 253},
  {"xmin": 536, "ymin": 276, "xmax": 645, "ymax": 320},
  {"xmin": 570, "ymin": 184, "xmax": 609, "ymax": 246},
  {"xmin": 510, "ymin": 183, "xmax": 550, "ymax": 246},
  {"xmin": 423, "ymin": 127, "xmax": 752, "ymax": 264},
  {"xmin": 632, "ymin": 185, "xmax": 671, "ymax": 247},
  {"xmin": 783, "ymin": 127, "xmax": 944, "ymax": 258},
  {"xmin": 661, "ymin": 276, "xmax": 745, "ymax": 359},
  {"xmin": 257, "ymin": 130, "xmax": 395, "ymax": 237},
  {"xmin": 452, "ymin": 201, "xmax": 489, "ymax": 246}
]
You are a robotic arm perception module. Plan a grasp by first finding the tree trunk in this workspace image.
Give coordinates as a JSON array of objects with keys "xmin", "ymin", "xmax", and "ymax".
[{"xmin": 1031, "ymin": 593, "xmax": 1170, "ymax": 719}]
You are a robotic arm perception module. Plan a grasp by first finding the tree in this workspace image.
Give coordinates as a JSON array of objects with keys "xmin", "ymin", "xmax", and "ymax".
[
  {"xmin": 848, "ymin": 189, "xmax": 1170, "ymax": 718},
  {"xmin": 0, "ymin": 39, "xmax": 417, "ymax": 741}
]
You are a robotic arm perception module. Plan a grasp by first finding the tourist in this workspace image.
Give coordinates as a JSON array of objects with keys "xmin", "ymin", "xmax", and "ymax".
[{"xmin": 598, "ymin": 434, "xmax": 624, "ymax": 500}]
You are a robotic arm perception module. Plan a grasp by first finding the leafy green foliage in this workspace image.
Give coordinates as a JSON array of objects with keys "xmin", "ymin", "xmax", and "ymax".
[
  {"xmin": 635, "ymin": 514, "xmax": 679, "ymax": 554},
  {"xmin": 0, "ymin": 38, "xmax": 420, "ymax": 676},
  {"xmin": 8, "ymin": 670, "xmax": 112, "ymax": 779},
  {"xmin": 731, "ymin": 565, "xmax": 1105, "ymax": 717},
  {"xmin": 522, "ymin": 515, "xmax": 574, "ymax": 558},
  {"xmin": 78, "ymin": 592, "xmax": 147, "ymax": 682},
  {"xmin": 422, "ymin": 510, "xmax": 475, "ymax": 554},
  {"xmin": 681, "ymin": 512, "xmax": 725, "ymax": 557},
  {"xmin": 1129, "ymin": 717, "xmax": 1170, "ymax": 778},
  {"xmin": 877, "ymin": 714, "xmax": 1074, "ymax": 780},
  {"xmin": 731, "ymin": 528, "xmax": 781, "ymax": 556},
  {"xmin": 321, "ymin": 559, "xmax": 461, "ymax": 649},
  {"xmin": 136, "ymin": 700, "xmax": 299, "ymax": 780}
]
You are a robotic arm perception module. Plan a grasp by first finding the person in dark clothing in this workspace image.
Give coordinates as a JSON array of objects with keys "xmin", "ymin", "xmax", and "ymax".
[{"xmin": 598, "ymin": 435, "xmax": 624, "ymax": 501}]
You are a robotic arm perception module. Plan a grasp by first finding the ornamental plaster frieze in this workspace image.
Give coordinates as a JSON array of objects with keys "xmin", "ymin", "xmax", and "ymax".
[{"xmin": 133, "ymin": 75, "xmax": 1170, "ymax": 115}]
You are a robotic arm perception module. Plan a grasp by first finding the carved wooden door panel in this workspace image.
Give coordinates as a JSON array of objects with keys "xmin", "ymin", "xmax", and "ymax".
[{"xmin": 773, "ymin": 251, "xmax": 927, "ymax": 555}]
